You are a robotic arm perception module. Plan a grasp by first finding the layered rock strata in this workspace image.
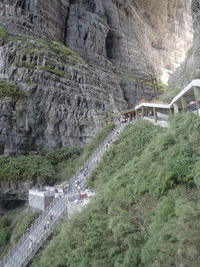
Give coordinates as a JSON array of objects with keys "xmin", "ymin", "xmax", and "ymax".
[
  {"xmin": 169, "ymin": 0, "xmax": 200, "ymax": 90},
  {"xmin": 65, "ymin": 0, "xmax": 193, "ymax": 82},
  {"xmin": 0, "ymin": 0, "xmax": 193, "ymax": 155},
  {"xmin": 0, "ymin": 0, "xmax": 193, "ymax": 81},
  {"xmin": 0, "ymin": 37, "xmax": 126, "ymax": 155}
]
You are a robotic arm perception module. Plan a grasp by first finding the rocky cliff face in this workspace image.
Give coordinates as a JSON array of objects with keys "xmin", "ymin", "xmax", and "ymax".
[
  {"xmin": 0, "ymin": 0, "xmax": 193, "ymax": 155},
  {"xmin": 65, "ymin": 0, "xmax": 193, "ymax": 82},
  {"xmin": 0, "ymin": 0, "xmax": 69, "ymax": 41},
  {"xmin": 0, "ymin": 36, "xmax": 125, "ymax": 155},
  {"xmin": 0, "ymin": 0, "xmax": 193, "ymax": 81},
  {"xmin": 169, "ymin": 0, "xmax": 200, "ymax": 90}
]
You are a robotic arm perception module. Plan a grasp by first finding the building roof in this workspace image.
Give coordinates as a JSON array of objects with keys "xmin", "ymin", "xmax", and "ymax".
[
  {"xmin": 121, "ymin": 108, "xmax": 135, "ymax": 115},
  {"xmin": 169, "ymin": 79, "xmax": 200, "ymax": 107},
  {"xmin": 135, "ymin": 101, "xmax": 170, "ymax": 110}
]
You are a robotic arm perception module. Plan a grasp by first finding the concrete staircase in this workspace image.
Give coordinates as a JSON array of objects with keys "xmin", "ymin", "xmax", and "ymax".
[{"xmin": 0, "ymin": 122, "xmax": 128, "ymax": 267}]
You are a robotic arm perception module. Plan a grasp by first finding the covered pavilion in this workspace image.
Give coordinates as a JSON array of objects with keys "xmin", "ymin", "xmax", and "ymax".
[
  {"xmin": 169, "ymin": 79, "xmax": 200, "ymax": 115},
  {"xmin": 134, "ymin": 100, "xmax": 170, "ymax": 123},
  {"xmin": 121, "ymin": 79, "xmax": 200, "ymax": 124}
]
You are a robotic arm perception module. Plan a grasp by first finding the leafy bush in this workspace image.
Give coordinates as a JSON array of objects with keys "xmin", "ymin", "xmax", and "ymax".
[
  {"xmin": 39, "ymin": 66, "xmax": 66, "ymax": 77},
  {"xmin": 16, "ymin": 61, "xmax": 35, "ymax": 69},
  {"xmin": 142, "ymin": 190, "xmax": 200, "ymax": 266},
  {"xmin": 0, "ymin": 217, "xmax": 11, "ymax": 247},
  {"xmin": 167, "ymin": 155, "xmax": 194, "ymax": 182},
  {"xmin": 46, "ymin": 147, "xmax": 82, "ymax": 165},
  {"xmin": 0, "ymin": 217, "xmax": 10, "ymax": 228},
  {"xmin": 49, "ymin": 40, "xmax": 80, "ymax": 62},
  {"xmin": 0, "ymin": 80, "xmax": 26, "ymax": 98},
  {"xmin": 0, "ymin": 155, "xmax": 55, "ymax": 184}
]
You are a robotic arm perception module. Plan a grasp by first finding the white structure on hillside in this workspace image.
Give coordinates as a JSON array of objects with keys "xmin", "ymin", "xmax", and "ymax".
[{"xmin": 28, "ymin": 189, "xmax": 55, "ymax": 211}]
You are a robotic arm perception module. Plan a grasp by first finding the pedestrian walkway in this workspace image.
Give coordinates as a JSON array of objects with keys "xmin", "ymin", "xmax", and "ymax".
[
  {"xmin": 133, "ymin": 79, "xmax": 200, "ymax": 124},
  {"xmin": 0, "ymin": 122, "xmax": 129, "ymax": 267}
]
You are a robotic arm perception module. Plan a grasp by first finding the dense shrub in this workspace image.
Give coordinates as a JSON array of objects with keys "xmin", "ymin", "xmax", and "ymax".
[
  {"xmin": 32, "ymin": 114, "xmax": 200, "ymax": 267},
  {"xmin": 0, "ymin": 80, "xmax": 26, "ymax": 98},
  {"xmin": 0, "ymin": 155, "xmax": 55, "ymax": 184},
  {"xmin": 46, "ymin": 147, "xmax": 82, "ymax": 165},
  {"xmin": 0, "ymin": 123, "xmax": 115, "ymax": 186}
]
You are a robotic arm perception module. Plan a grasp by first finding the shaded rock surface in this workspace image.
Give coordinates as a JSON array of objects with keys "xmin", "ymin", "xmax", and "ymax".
[
  {"xmin": 0, "ymin": 0, "xmax": 193, "ymax": 155},
  {"xmin": 169, "ymin": 0, "xmax": 200, "ymax": 90},
  {"xmin": 0, "ymin": 0, "xmax": 193, "ymax": 81},
  {"xmin": 65, "ymin": 0, "xmax": 193, "ymax": 82},
  {"xmin": 0, "ymin": 37, "xmax": 125, "ymax": 155}
]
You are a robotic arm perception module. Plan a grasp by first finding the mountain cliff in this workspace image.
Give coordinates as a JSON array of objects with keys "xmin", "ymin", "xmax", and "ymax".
[
  {"xmin": 169, "ymin": 0, "xmax": 200, "ymax": 90},
  {"xmin": 0, "ymin": 0, "xmax": 193, "ymax": 155}
]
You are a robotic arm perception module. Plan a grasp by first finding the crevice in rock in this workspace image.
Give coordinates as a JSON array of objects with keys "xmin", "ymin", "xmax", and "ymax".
[
  {"xmin": 105, "ymin": 30, "xmax": 115, "ymax": 60},
  {"xmin": 105, "ymin": 29, "xmax": 121, "ymax": 61}
]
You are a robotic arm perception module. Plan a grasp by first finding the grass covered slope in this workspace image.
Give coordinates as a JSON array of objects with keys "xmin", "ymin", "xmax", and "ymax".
[{"xmin": 32, "ymin": 113, "xmax": 200, "ymax": 267}]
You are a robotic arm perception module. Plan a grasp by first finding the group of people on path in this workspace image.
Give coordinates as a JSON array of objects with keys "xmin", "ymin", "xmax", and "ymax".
[
  {"xmin": 28, "ymin": 214, "xmax": 54, "ymax": 252},
  {"xmin": 188, "ymin": 101, "xmax": 197, "ymax": 111}
]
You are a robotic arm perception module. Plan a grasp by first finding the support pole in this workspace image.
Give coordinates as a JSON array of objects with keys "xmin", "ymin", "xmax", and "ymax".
[
  {"xmin": 153, "ymin": 107, "xmax": 157, "ymax": 123},
  {"xmin": 135, "ymin": 110, "xmax": 138, "ymax": 119},
  {"xmin": 181, "ymin": 96, "xmax": 187, "ymax": 112},
  {"xmin": 142, "ymin": 107, "xmax": 145, "ymax": 117},
  {"xmin": 194, "ymin": 86, "xmax": 200, "ymax": 116},
  {"xmin": 173, "ymin": 103, "xmax": 179, "ymax": 114}
]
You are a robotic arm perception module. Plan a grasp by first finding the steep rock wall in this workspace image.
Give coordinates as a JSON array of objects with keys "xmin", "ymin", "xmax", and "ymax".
[
  {"xmin": 0, "ymin": 37, "xmax": 126, "ymax": 155},
  {"xmin": 0, "ymin": 0, "xmax": 69, "ymax": 41},
  {"xmin": 0, "ymin": 0, "xmax": 193, "ymax": 81},
  {"xmin": 169, "ymin": 0, "xmax": 200, "ymax": 90},
  {"xmin": 65, "ymin": 0, "xmax": 193, "ymax": 82},
  {"xmin": 0, "ymin": 0, "xmax": 193, "ymax": 155}
]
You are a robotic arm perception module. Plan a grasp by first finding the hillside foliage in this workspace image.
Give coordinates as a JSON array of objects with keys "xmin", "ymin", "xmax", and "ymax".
[
  {"xmin": 32, "ymin": 113, "xmax": 200, "ymax": 267},
  {"xmin": 0, "ymin": 80, "xmax": 26, "ymax": 98},
  {"xmin": 0, "ymin": 123, "xmax": 114, "ymax": 186}
]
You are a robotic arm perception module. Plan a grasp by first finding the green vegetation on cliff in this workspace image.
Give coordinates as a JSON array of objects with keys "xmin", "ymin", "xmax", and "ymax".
[
  {"xmin": 0, "ymin": 155, "xmax": 56, "ymax": 184},
  {"xmin": 0, "ymin": 26, "xmax": 7, "ymax": 39},
  {"xmin": 32, "ymin": 113, "xmax": 200, "ymax": 267},
  {"xmin": 11, "ymin": 35, "xmax": 83, "ymax": 73},
  {"xmin": 0, "ymin": 80, "xmax": 26, "ymax": 98},
  {"xmin": 1, "ymin": 31, "xmax": 85, "ymax": 81},
  {"xmin": 0, "ymin": 123, "xmax": 114, "ymax": 185}
]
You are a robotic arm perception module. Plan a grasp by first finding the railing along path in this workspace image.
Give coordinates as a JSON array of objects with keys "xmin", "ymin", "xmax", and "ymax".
[{"xmin": 0, "ymin": 122, "xmax": 128, "ymax": 267}]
